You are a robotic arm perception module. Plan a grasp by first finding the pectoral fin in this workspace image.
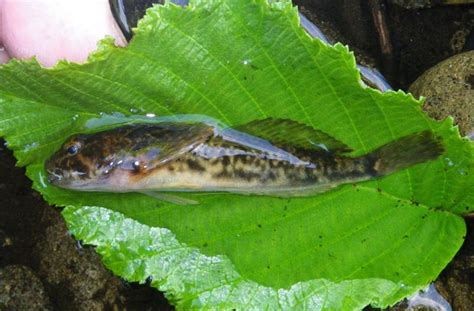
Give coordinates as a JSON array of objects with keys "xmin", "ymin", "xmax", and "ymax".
[
  {"xmin": 146, "ymin": 123, "xmax": 214, "ymax": 167},
  {"xmin": 140, "ymin": 191, "xmax": 199, "ymax": 205},
  {"xmin": 119, "ymin": 123, "xmax": 214, "ymax": 171},
  {"xmin": 234, "ymin": 118, "xmax": 352, "ymax": 154}
]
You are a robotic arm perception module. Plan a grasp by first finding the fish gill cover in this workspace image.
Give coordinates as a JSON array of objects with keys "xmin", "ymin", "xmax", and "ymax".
[{"xmin": 0, "ymin": 0, "xmax": 473, "ymax": 309}]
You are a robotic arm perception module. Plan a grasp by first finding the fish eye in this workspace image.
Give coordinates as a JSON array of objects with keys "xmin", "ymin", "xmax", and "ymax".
[
  {"xmin": 132, "ymin": 160, "xmax": 141, "ymax": 171},
  {"xmin": 66, "ymin": 143, "xmax": 81, "ymax": 155}
]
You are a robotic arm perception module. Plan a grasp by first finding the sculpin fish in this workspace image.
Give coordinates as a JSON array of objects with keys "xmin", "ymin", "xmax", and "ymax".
[{"xmin": 45, "ymin": 118, "xmax": 443, "ymax": 205}]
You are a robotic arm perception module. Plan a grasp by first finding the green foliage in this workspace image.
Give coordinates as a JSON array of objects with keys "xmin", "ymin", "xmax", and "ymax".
[{"xmin": 0, "ymin": 0, "xmax": 473, "ymax": 309}]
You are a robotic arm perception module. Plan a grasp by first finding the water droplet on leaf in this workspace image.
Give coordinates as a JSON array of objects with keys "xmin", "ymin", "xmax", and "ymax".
[
  {"xmin": 23, "ymin": 142, "xmax": 39, "ymax": 152},
  {"xmin": 444, "ymin": 158, "xmax": 454, "ymax": 167}
]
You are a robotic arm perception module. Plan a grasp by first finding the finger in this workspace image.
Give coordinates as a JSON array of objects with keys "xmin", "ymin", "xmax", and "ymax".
[
  {"xmin": 0, "ymin": 0, "xmax": 127, "ymax": 67},
  {"xmin": 0, "ymin": 46, "xmax": 9, "ymax": 64}
]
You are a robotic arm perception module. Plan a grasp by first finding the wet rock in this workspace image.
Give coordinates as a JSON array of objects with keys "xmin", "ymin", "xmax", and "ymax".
[
  {"xmin": 35, "ymin": 206, "xmax": 126, "ymax": 310},
  {"xmin": 35, "ymin": 211, "xmax": 173, "ymax": 310},
  {"xmin": 0, "ymin": 265, "xmax": 52, "ymax": 310},
  {"xmin": 435, "ymin": 218, "xmax": 474, "ymax": 311},
  {"xmin": 410, "ymin": 51, "xmax": 474, "ymax": 136}
]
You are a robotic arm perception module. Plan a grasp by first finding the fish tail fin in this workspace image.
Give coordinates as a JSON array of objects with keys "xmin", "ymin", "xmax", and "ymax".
[{"xmin": 368, "ymin": 131, "xmax": 444, "ymax": 176}]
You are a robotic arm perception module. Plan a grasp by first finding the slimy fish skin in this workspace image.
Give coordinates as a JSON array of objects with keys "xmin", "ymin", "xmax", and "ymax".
[{"xmin": 45, "ymin": 119, "xmax": 444, "ymax": 204}]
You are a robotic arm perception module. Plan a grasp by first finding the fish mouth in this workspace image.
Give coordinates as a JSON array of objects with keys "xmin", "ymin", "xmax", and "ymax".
[
  {"xmin": 45, "ymin": 170, "xmax": 88, "ymax": 190},
  {"xmin": 46, "ymin": 167, "xmax": 101, "ymax": 191},
  {"xmin": 45, "ymin": 159, "xmax": 88, "ymax": 188},
  {"xmin": 44, "ymin": 161, "xmax": 74, "ymax": 187},
  {"xmin": 46, "ymin": 167, "xmax": 74, "ymax": 188},
  {"xmin": 46, "ymin": 170, "xmax": 63, "ymax": 185},
  {"xmin": 45, "ymin": 157, "xmax": 62, "ymax": 185}
]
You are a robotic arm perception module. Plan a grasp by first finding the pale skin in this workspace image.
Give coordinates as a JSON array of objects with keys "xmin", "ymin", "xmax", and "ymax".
[{"xmin": 0, "ymin": 0, "xmax": 127, "ymax": 66}]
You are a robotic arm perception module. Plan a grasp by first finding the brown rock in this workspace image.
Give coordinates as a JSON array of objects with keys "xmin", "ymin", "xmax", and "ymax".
[
  {"xmin": 0, "ymin": 265, "xmax": 52, "ymax": 310},
  {"xmin": 35, "ymin": 207, "xmax": 125, "ymax": 311},
  {"xmin": 409, "ymin": 51, "xmax": 474, "ymax": 136},
  {"xmin": 435, "ymin": 218, "xmax": 474, "ymax": 311}
]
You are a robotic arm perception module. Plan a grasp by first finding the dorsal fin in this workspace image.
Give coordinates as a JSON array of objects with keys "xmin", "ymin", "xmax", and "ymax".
[{"xmin": 234, "ymin": 118, "xmax": 352, "ymax": 154}]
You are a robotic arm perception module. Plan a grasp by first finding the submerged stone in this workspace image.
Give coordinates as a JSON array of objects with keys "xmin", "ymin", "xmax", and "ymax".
[
  {"xmin": 410, "ymin": 51, "xmax": 474, "ymax": 137},
  {"xmin": 0, "ymin": 265, "xmax": 52, "ymax": 310}
]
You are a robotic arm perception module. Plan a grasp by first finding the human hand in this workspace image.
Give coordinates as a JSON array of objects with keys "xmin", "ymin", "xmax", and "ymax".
[{"xmin": 0, "ymin": 0, "xmax": 127, "ymax": 67}]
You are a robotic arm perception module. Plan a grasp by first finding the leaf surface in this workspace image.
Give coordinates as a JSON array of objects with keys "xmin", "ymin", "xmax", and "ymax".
[{"xmin": 0, "ymin": 0, "xmax": 473, "ymax": 309}]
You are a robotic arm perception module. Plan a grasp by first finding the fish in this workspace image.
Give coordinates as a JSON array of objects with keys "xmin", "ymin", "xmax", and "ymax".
[{"xmin": 45, "ymin": 118, "xmax": 444, "ymax": 205}]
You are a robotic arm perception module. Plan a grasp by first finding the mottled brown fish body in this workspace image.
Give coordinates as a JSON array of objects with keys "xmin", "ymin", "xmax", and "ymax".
[
  {"xmin": 131, "ymin": 146, "xmax": 373, "ymax": 195},
  {"xmin": 45, "ymin": 121, "xmax": 444, "ymax": 200}
]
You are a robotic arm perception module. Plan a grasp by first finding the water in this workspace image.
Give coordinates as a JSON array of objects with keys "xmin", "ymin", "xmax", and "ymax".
[
  {"xmin": 407, "ymin": 284, "xmax": 452, "ymax": 311},
  {"xmin": 444, "ymin": 157, "xmax": 455, "ymax": 167},
  {"xmin": 83, "ymin": 113, "xmax": 227, "ymax": 130},
  {"xmin": 298, "ymin": 11, "xmax": 393, "ymax": 92}
]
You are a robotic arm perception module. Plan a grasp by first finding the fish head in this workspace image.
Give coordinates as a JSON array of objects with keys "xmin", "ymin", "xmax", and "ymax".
[
  {"xmin": 45, "ymin": 122, "xmax": 214, "ymax": 191},
  {"xmin": 45, "ymin": 132, "xmax": 125, "ymax": 190}
]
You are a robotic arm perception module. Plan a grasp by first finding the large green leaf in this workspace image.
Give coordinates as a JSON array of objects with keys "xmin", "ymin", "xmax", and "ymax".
[{"xmin": 0, "ymin": 0, "xmax": 473, "ymax": 309}]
